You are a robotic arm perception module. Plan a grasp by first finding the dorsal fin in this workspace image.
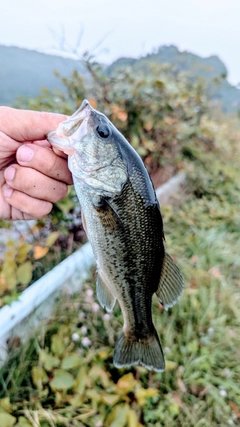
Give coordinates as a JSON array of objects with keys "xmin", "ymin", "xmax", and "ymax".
[{"xmin": 156, "ymin": 252, "xmax": 184, "ymax": 310}]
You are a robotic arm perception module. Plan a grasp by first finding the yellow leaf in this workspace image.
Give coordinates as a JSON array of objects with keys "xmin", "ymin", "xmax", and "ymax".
[
  {"xmin": 74, "ymin": 367, "xmax": 88, "ymax": 395},
  {"xmin": 0, "ymin": 397, "xmax": 11, "ymax": 412},
  {"xmin": 116, "ymin": 373, "xmax": 137, "ymax": 394},
  {"xmin": 98, "ymin": 349, "xmax": 109, "ymax": 360},
  {"xmin": 0, "ymin": 413, "xmax": 16, "ymax": 427},
  {"xmin": 31, "ymin": 366, "xmax": 48, "ymax": 390},
  {"xmin": 68, "ymin": 394, "xmax": 83, "ymax": 407},
  {"xmin": 101, "ymin": 393, "xmax": 119, "ymax": 406},
  {"xmin": 17, "ymin": 261, "xmax": 33, "ymax": 286},
  {"xmin": 86, "ymin": 389, "xmax": 101, "ymax": 403},
  {"xmin": 106, "ymin": 404, "xmax": 129, "ymax": 427},
  {"xmin": 4, "ymin": 248, "xmax": 16, "ymax": 262},
  {"xmin": 89, "ymin": 366, "xmax": 110, "ymax": 388},
  {"xmin": 135, "ymin": 388, "xmax": 158, "ymax": 406},
  {"xmin": 2, "ymin": 263, "xmax": 17, "ymax": 291},
  {"xmin": 45, "ymin": 232, "xmax": 59, "ymax": 247},
  {"xmin": 16, "ymin": 243, "xmax": 32, "ymax": 263},
  {"xmin": 144, "ymin": 120, "xmax": 153, "ymax": 131},
  {"xmin": 127, "ymin": 409, "xmax": 139, "ymax": 427},
  {"xmin": 33, "ymin": 246, "xmax": 49, "ymax": 260},
  {"xmin": 165, "ymin": 360, "xmax": 178, "ymax": 371},
  {"xmin": 193, "ymin": 297, "xmax": 200, "ymax": 309},
  {"xmin": 16, "ymin": 262, "xmax": 32, "ymax": 286}
]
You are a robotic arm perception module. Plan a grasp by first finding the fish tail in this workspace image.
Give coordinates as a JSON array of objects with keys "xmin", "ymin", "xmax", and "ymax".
[{"xmin": 113, "ymin": 329, "xmax": 165, "ymax": 372}]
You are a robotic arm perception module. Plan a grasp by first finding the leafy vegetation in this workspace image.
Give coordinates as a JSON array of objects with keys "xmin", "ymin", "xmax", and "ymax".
[{"xmin": 0, "ymin": 57, "xmax": 240, "ymax": 425}]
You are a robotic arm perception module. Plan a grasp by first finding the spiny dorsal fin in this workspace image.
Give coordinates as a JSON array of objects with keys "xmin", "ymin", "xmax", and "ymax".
[
  {"xmin": 96, "ymin": 273, "xmax": 116, "ymax": 313},
  {"xmin": 156, "ymin": 252, "xmax": 184, "ymax": 310}
]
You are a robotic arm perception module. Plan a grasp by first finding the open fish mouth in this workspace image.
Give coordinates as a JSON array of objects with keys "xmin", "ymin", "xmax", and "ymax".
[{"xmin": 47, "ymin": 99, "xmax": 92, "ymax": 155}]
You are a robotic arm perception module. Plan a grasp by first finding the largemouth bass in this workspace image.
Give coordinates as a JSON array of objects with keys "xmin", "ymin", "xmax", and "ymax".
[{"xmin": 47, "ymin": 100, "xmax": 184, "ymax": 372}]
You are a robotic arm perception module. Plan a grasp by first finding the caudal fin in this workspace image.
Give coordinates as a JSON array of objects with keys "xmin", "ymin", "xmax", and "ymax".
[{"xmin": 113, "ymin": 329, "xmax": 165, "ymax": 372}]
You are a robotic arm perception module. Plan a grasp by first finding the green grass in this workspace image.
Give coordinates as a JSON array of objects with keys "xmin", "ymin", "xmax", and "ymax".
[{"xmin": 0, "ymin": 118, "xmax": 240, "ymax": 426}]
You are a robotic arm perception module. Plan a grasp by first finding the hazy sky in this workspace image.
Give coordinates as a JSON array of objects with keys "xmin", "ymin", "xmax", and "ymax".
[{"xmin": 1, "ymin": 0, "xmax": 240, "ymax": 85}]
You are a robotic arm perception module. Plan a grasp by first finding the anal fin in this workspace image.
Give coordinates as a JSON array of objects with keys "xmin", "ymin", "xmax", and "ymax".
[
  {"xmin": 96, "ymin": 273, "xmax": 116, "ymax": 313},
  {"xmin": 156, "ymin": 252, "xmax": 184, "ymax": 310}
]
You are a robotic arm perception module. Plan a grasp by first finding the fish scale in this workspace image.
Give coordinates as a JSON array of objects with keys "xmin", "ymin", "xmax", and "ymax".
[{"xmin": 47, "ymin": 99, "xmax": 184, "ymax": 371}]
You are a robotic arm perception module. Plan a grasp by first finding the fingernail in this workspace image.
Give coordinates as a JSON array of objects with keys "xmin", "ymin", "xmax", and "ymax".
[
  {"xmin": 4, "ymin": 188, "xmax": 13, "ymax": 198},
  {"xmin": 17, "ymin": 145, "xmax": 34, "ymax": 162},
  {"xmin": 5, "ymin": 167, "xmax": 16, "ymax": 181}
]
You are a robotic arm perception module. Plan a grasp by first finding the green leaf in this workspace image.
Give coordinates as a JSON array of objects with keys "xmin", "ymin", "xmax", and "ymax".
[
  {"xmin": 106, "ymin": 404, "xmax": 129, "ymax": 427},
  {"xmin": 50, "ymin": 369, "xmax": 75, "ymax": 390},
  {"xmin": 74, "ymin": 366, "xmax": 87, "ymax": 395},
  {"xmin": 15, "ymin": 417, "xmax": 32, "ymax": 427},
  {"xmin": 16, "ymin": 262, "xmax": 32, "ymax": 286},
  {"xmin": 0, "ymin": 413, "xmax": 16, "ymax": 427},
  {"xmin": 1, "ymin": 262, "xmax": 17, "ymax": 291},
  {"xmin": 40, "ymin": 350, "xmax": 60, "ymax": 371},
  {"xmin": 32, "ymin": 366, "xmax": 48, "ymax": 390},
  {"xmin": 56, "ymin": 197, "xmax": 76, "ymax": 215},
  {"xmin": 51, "ymin": 334, "xmax": 65, "ymax": 356},
  {"xmin": 61, "ymin": 354, "xmax": 82, "ymax": 370}
]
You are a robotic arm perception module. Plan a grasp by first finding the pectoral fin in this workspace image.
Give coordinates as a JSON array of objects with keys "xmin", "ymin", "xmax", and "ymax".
[
  {"xmin": 96, "ymin": 273, "xmax": 116, "ymax": 313},
  {"xmin": 156, "ymin": 252, "xmax": 184, "ymax": 310},
  {"xmin": 81, "ymin": 211, "xmax": 88, "ymax": 237}
]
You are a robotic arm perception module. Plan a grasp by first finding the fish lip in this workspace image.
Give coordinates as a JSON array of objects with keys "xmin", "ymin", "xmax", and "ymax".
[
  {"xmin": 47, "ymin": 99, "xmax": 92, "ymax": 155},
  {"xmin": 51, "ymin": 142, "xmax": 75, "ymax": 156},
  {"xmin": 72, "ymin": 99, "xmax": 91, "ymax": 115}
]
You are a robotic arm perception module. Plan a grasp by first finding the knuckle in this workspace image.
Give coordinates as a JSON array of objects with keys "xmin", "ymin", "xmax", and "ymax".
[
  {"xmin": 54, "ymin": 183, "xmax": 68, "ymax": 202},
  {"xmin": 28, "ymin": 200, "xmax": 53, "ymax": 219}
]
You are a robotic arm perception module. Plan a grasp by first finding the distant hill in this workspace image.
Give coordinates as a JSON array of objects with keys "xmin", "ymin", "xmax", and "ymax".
[
  {"xmin": 108, "ymin": 45, "xmax": 240, "ymax": 113},
  {"xmin": 0, "ymin": 45, "xmax": 85, "ymax": 106},
  {"xmin": 1, "ymin": 44, "xmax": 240, "ymax": 113}
]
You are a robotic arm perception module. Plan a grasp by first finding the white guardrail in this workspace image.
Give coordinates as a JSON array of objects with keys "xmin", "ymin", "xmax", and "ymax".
[{"xmin": 0, "ymin": 172, "xmax": 185, "ymax": 364}]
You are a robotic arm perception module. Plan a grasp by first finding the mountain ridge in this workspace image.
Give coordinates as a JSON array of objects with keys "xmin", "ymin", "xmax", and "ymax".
[{"xmin": 1, "ymin": 44, "xmax": 240, "ymax": 112}]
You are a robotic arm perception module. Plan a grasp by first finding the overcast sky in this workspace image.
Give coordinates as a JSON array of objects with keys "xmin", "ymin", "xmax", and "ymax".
[{"xmin": 1, "ymin": 0, "xmax": 240, "ymax": 85}]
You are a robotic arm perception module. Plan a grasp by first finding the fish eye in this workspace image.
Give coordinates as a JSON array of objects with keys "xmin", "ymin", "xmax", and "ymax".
[{"xmin": 96, "ymin": 125, "xmax": 110, "ymax": 139}]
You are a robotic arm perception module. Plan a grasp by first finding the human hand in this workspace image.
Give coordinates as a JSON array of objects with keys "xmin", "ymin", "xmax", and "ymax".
[{"xmin": 0, "ymin": 107, "xmax": 73, "ymax": 220}]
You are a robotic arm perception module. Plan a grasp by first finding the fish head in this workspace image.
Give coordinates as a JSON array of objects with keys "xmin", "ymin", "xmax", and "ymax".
[{"xmin": 47, "ymin": 100, "xmax": 128, "ymax": 196}]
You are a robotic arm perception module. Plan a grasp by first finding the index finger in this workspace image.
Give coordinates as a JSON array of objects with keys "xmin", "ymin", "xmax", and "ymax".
[
  {"xmin": 0, "ymin": 106, "xmax": 67, "ymax": 142},
  {"xmin": 16, "ymin": 144, "xmax": 73, "ymax": 185}
]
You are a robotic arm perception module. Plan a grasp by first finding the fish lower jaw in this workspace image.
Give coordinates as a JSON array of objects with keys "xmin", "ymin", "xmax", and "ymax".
[{"xmin": 51, "ymin": 142, "xmax": 75, "ymax": 156}]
